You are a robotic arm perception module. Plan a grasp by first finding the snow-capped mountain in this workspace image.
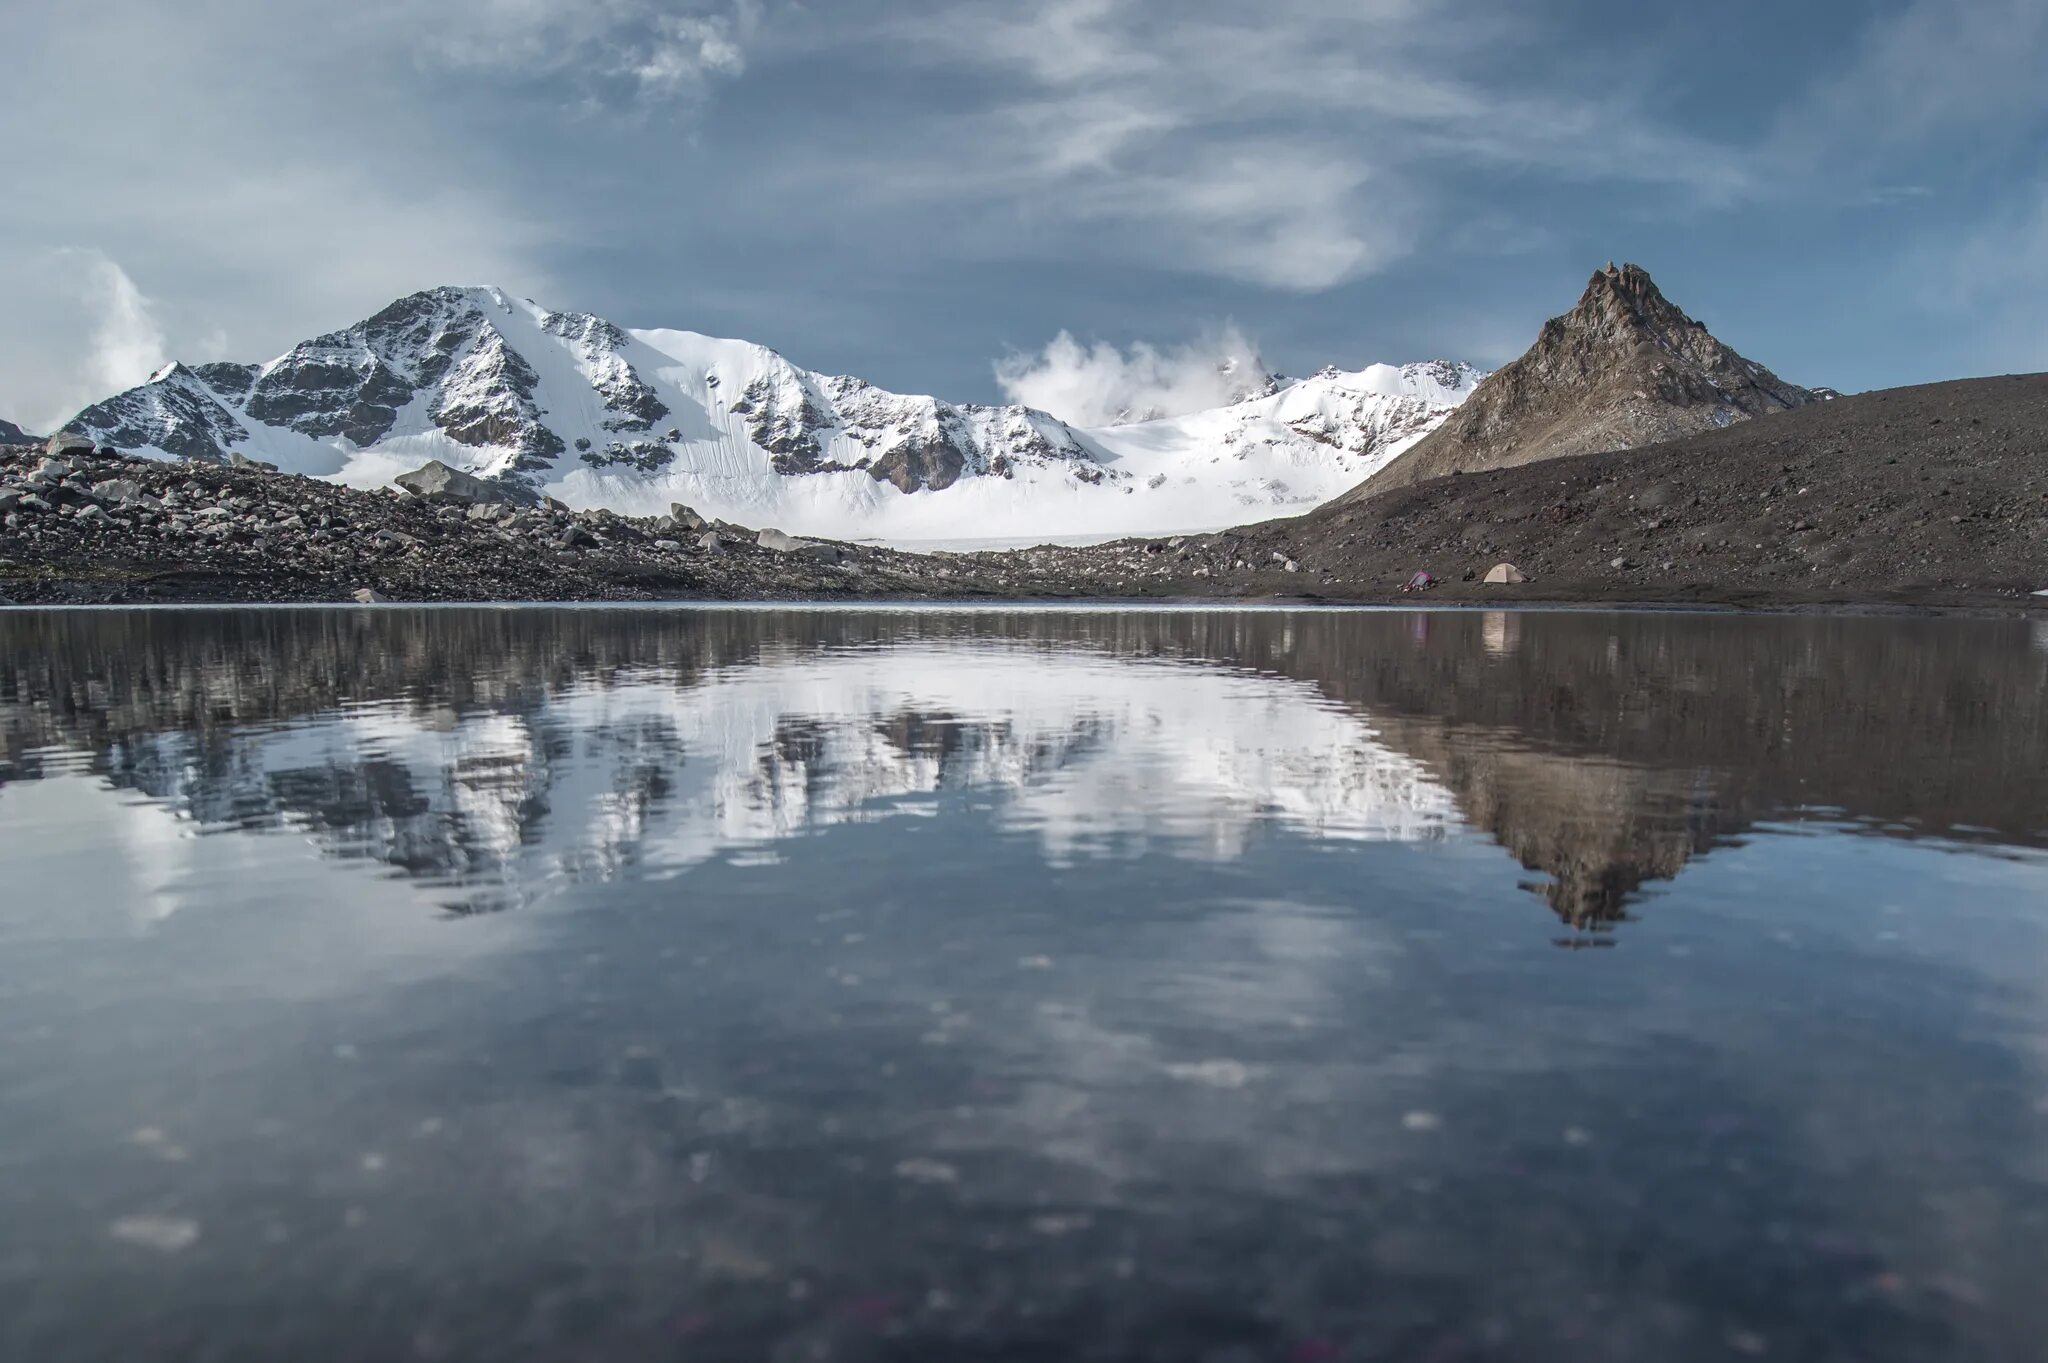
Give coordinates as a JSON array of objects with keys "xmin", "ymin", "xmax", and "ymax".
[{"xmin": 62, "ymin": 287, "xmax": 1483, "ymax": 546}]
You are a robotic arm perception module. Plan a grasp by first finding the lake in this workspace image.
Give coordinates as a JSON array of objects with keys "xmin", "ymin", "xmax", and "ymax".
[{"xmin": 3, "ymin": 605, "xmax": 2047, "ymax": 1362}]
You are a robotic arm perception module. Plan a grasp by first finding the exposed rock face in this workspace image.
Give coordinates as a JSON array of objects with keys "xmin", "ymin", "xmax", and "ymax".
[
  {"xmin": 51, "ymin": 284, "xmax": 1487, "ymax": 540},
  {"xmin": 65, "ymin": 365, "xmax": 251, "ymax": 464},
  {"xmin": 1355, "ymin": 264, "xmax": 1817, "ymax": 495},
  {"xmin": 0, "ymin": 418, "xmax": 38, "ymax": 445}
]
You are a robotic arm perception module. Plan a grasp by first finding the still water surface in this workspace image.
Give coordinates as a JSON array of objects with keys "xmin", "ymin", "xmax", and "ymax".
[{"xmin": 3, "ymin": 607, "xmax": 2048, "ymax": 1361}]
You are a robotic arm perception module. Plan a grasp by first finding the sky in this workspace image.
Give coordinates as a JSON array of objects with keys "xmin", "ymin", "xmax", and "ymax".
[{"xmin": 3, "ymin": 0, "xmax": 2045, "ymax": 433}]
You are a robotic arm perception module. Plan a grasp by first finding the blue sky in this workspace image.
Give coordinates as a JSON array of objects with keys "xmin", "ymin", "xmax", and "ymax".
[{"xmin": 4, "ymin": 0, "xmax": 2044, "ymax": 430}]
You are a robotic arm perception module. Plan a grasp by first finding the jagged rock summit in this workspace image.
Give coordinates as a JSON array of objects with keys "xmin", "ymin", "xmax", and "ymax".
[
  {"xmin": 1354, "ymin": 263, "xmax": 1818, "ymax": 495},
  {"xmin": 0, "ymin": 417, "xmax": 38, "ymax": 446},
  {"xmin": 57, "ymin": 285, "xmax": 1484, "ymax": 546}
]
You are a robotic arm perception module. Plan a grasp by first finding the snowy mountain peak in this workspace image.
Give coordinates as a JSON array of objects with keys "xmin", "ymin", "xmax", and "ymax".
[{"xmin": 63, "ymin": 289, "xmax": 1486, "ymax": 546}]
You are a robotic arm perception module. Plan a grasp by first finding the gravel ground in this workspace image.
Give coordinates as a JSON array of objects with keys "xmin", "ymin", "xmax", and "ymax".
[{"xmin": 4, "ymin": 372, "xmax": 2044, "ymax": 611}]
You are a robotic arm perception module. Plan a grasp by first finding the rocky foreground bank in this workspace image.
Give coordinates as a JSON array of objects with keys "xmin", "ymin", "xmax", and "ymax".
[
  {"xmin": 3, "ymin": 371, "xmax": 2046, "ymax": 610},
  {"xmin": 0, "ymin": 438, "xmax": 1111, "ymax": 604}
]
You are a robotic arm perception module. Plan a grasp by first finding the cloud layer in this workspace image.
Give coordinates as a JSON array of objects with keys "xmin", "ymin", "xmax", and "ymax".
[
  {"xmin": 1, "ymin": 0, "xmax": 2044, "ymax": 427},
  {"xmin": 995, "ymin": 326, "xmax": 1270, "ymax": 427}
]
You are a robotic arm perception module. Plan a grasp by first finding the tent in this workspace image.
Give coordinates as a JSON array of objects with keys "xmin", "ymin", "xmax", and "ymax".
[
  {"xmin": 1402, "ymin": 571, "xmax": 1437, "ymax": 592},
  {"xmin": 1483, "ymin": 562, "xmax": 1529, "ymax": 584}
]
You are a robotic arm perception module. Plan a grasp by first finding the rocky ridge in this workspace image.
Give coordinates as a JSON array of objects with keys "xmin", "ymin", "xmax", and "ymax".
[
  {"xmin": 1357, "ymin": 264, "xmax": 1818, "ymax": 494},
  {"xmin": 56, "ymin": 285, "xmax": 1482, "ymax": 544}
]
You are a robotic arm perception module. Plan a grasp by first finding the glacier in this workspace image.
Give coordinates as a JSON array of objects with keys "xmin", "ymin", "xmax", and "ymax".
[{"xmin": 63, "ymin": 286, "xmax": 1484, "ymax": 548}]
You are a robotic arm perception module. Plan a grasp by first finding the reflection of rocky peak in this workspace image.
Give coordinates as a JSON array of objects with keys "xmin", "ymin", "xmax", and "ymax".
[{"xmin": 4, "ymin": 609, "xmax": 2044, "ymax": 934}]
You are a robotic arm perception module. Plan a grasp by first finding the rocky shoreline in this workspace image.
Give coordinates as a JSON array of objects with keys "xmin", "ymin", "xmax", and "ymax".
[{"xmin": 3, "ymin": 412, "xmax": 2045, "ymax": 613}]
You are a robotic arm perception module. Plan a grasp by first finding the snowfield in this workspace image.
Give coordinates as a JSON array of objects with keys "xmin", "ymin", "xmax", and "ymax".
[{"xmin": 65, "ymin": 286, "xmax": 1483, "ymax": 547}]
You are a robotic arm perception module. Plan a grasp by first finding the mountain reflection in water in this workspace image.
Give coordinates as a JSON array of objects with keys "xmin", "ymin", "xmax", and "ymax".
[
  {"xmin": 5, "ymin": 606, "xmax": 2048, "ymax": 1363},
  {"xmin": 3, "ymin": 607, "xmax": 2043, "ymax": 933}
]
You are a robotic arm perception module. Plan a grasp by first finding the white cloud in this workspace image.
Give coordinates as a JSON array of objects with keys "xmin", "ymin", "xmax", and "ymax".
[
  {"xmin": 66, "ymin": 252, "xmax": 171, "ymax": 406},
  {"xmin": 410, "ymin": 0, "xmax": 759, "ymax": 101},
  {"xmin": 0, "ymin": 1, "xmax": 559, "ymax": 427},
  {"xmin": 995, "ymin": 324, "xmax": 1269, "ymax": 427}
]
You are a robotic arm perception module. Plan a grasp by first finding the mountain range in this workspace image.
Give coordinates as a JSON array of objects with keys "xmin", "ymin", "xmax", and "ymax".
[{"xmin": 57, "ymin": 287, "xmax": 1483, "ymax": 546}]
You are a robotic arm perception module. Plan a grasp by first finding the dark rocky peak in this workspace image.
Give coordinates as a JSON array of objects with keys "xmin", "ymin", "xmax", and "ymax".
[
  {"xmin": 193, "ymin": 361, "xmax": 261, "ymax": 400},
  {"xmin": 1353, "ymin": 262, "xmax": 1818, "ymax": 494},
  {"xmin": 540, "ymin": 308, "xmax": 669, "ymax": 432},
  {"xmin": 0, "ymin": 416, "xmax": 39, "ymax": 445},
  {"xmin": 540, "ymin": 309, "xmax": 629, "ymax": 351},
  {"xmin": 64, "ymin": 365, "xmax": 249, "ymax": 464}
]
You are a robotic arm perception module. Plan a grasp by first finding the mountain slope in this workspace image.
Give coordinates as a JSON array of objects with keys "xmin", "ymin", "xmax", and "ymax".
[
  {"xmin": 61, "ymin": 287, "xmax": 1482, "ymax": 546},
  {"xmin": 1237, "ymin": 372, "xmax": 2048, "ymax": 603},
  {"xmin": 1351, "ymin": 264, "xmax": 1817, "ymax": 497},
  {"xmin": 0, "ymin": 417, "xmax": 37, "ymax": 445}
]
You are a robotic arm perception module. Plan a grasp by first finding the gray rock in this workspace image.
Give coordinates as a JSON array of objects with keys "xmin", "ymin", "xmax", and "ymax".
[
  {"xmin": 352, "ymin": 587, "xmax": 389, "ymax": 604},
  {"xmin": 1611, "ymin": 556, "xmax": 1631, "ymax": 569},
  {"xmin": 18, "ymin": 495, "xmax": 53, "ymax": 514},
  {"xmin": 698, "ymin": 531, "xmax": 726, "ymax": 553},
  {"xmin": 394, "ymin": 460, "xmax": 495, "ymax": 504},
  {"xmin": 90, "ymin": 478, "xmax": 145, "ymax": 504},
  {"xmin": 795, "ymin": 542, "xmax": 844, "ymax": 565},
  {"xmin": 669, "ymin": 503, "xmax": 708, "ymax": 532},
  {"xmin": 0, "ymin": 490, "xmax": 20, "ymax": 512},
  {"xmin": 554, "ymin": 524, "xmax": 596, "ymax": 549},
  {"xmin": 229, "ymin": 451, "xmax": 280, "ymax": 473},
  {"xmin": 374, "ymin": 528, "xmax": 422, "ymax": 548},
  {"xmin": 76, "ymin": 504, "xmax": 115, "ymax": 526},
  {"xmin": 756, "ymin": 527, "xmax": 813, "ymax": 553},
  {"xmin": 652, "ymin": 539, "xmax": 682, "ymax": 551},
  {"xmin": 44, "ymin": 433, "xmax": 94, "ymax": 460},
  {"xmin": 36, "ymin": 458, "xmax": 74, "ymax": 481}
]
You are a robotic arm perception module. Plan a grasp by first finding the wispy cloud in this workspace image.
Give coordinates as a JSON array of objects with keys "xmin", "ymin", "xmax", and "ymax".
[
  {"xmin": 1777, "ymin": 0, "xmax": 2048, "ymax": 160},
  {"xmin": 407, "ymin": 0, "xmax": 761, "ymax": 102},
  {"xmin": 820, "ymin": 0, "xmax": 1749, "ymax": 291},
  {"xmin": 70, "ymin": 253, "xmax": 171, "ymax": 398},
  {"xmin": 995, "ymin": 324, "xmax": 1268, "ymax": 426}
]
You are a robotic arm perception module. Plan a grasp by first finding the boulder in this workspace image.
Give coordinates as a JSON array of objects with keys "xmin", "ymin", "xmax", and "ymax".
[
  {"xmin": 669, "ymin": 502, "xmax": 708, "ymax": 532},
  {"xmin": 795, "ymin": 542, "xmax": 844, "ymax": 565},
  {"xmin": 45, "ymin": 432, "xmax": 94, "ymax": 460},
  {"xmin": 90, "ymin": 478, "xmax": 145, "ymax": 505},
  {"xmin": 757, "ymin": 527, "xmax": 814, "ymax": 553},
  {"xmin": 698, "ymin": 531, "xmax": 726, "ymax": 553},
  {"xmin": 554, "ymin": 524, "xmax": 597, "ymax": 549},
  {"xmin": 1483, "ymin": 562, "xmax": 1529, "ymax": 584},
  {"xmin": 352, "ymin": 587, "xmax": 389, "ymax": 604},
  {"xmin": 229, "ymin": 451, "xmax": 280, "ymax": 473},
  {"xmin": 394, "ymin": 460, "xmax": 496, "ymax": 504}
]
